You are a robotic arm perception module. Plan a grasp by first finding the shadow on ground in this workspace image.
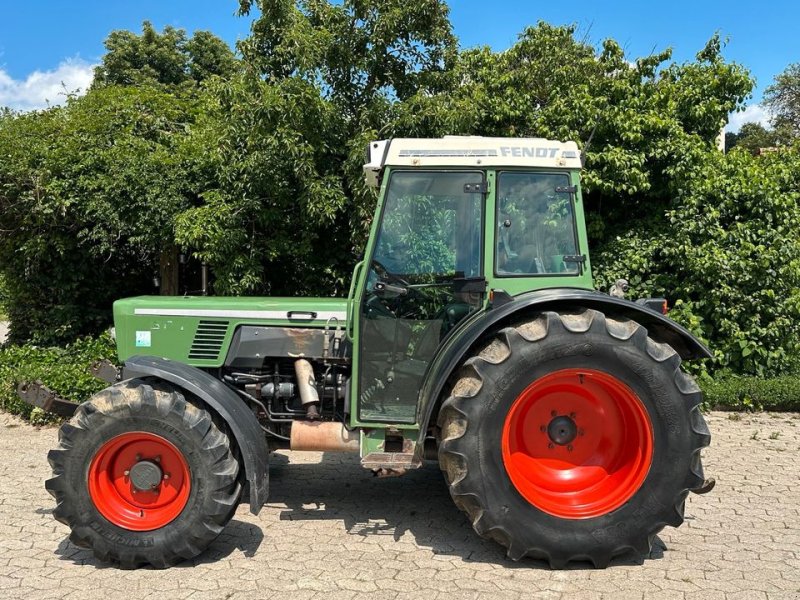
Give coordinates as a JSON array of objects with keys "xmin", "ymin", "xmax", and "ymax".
[
  {"xmin": 54, "ymin": 519, "xmax": 265, "ymax": 569},
  {"xmin": 53, "ymin": 451, "xmax": 665, "ymax": 570},
  {"xmin": 263, "ymin": 452, "xmax": 663, "ymax": 570}
]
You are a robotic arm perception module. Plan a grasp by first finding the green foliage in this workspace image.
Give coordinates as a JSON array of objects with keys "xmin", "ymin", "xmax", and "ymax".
[
  {"xmin": 764, "ymin": 62, "xmax": 800, "ymax": 140},
  {"xmin": 700, "ymin": 374, "xmax": 800, "ymax": 412},
  {"xmin": 93, "ymin": 21, "xmax": 238, "ymax": 88},
  {"xmin": 0, "ymin": 333, "xmax": 116, "ymax": 424},
  {"xmin": 1, "ymin": 6, "xmax": 796, "ymax": 383},
  {"xmin": 175, "ymin": 74, "xmax": 350, "ymax": 296},
  {"xmin": 725, "ymin": 122, "xmax": 780, "ymax": 154},
  {"xmin": 594, "ymin": 149, "xmax": 800, "ymax": 376},
  {"xmin": 0, "ymin": 85, "xmax": 198, "ymax": 345}
]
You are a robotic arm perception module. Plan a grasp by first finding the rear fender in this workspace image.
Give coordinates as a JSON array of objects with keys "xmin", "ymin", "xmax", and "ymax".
[
  {"xmin": 122, "ymin": 355, "xmax": 269, "ymax": 514},
  {"xmin": 416, "ymin": 288, "xmax": 711, "ymax": 446}
]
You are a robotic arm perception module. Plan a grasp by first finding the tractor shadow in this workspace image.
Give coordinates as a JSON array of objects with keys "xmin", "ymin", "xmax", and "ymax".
[
  {"xmin": 262, "ymin": 451, "xmax": 667, "ymax": 570},
  {"xmin": 54, "ymin": 519, "xmax": 264, "ymax": 569}
]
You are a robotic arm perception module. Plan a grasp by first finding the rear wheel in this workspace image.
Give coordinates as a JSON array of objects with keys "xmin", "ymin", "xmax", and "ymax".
[
  {"xmin": 46, "ymin": 379, "xmax": 241, "ymax": 568},
  {"xmin": 438, "ymin": 309, "xmax": 710, "ymax": 568}
]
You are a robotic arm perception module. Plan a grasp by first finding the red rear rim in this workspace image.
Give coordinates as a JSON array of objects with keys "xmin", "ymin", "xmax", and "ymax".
[
  {"xmin": 501, "ymin": 369, "xmax": 653, "ymax": 519},
  {"xmin": 88, "ymin": 432, "xmax": 191, "ymax": 531}
]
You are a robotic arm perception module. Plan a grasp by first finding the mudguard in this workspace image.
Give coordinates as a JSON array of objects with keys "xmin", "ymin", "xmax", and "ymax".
[
  {"xmin": 122, "ymin": 355, "xmax": 269, "ymax": 514},
  {"xmin": 416, "ymin": 288, "xmax": 712, "ymax": 444}
]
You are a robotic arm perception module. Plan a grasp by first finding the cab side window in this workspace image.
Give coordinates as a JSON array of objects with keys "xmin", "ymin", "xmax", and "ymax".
[{"xmin": 496, "ymin": 172, "xmax": 579, "ymax": 275}]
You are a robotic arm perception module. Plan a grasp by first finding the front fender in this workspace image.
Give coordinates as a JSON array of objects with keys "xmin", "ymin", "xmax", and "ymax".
[
  {"xmin": 122, "ymin": 355, "xmax": 269, "ymax": 514},
  {"xmin": 416, "ymin": 288, "xmax": 711, "ymax": 446}
]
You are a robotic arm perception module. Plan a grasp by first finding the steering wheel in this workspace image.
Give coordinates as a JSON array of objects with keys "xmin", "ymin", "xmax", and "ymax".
[{"xmin": 371, "ymin": 259, "xmax": 411, "ymax": 288}]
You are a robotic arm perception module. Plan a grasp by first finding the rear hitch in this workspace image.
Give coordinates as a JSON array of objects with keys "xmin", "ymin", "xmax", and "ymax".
[{"xmin": 16, "ymin": 381, "xmax": 77, "ymax": 417}]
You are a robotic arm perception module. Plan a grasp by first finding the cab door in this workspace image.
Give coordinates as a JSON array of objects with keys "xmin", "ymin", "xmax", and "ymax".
[{"xmin": 357, "ymin": 170, "xmax": 486, "ymax": 423}]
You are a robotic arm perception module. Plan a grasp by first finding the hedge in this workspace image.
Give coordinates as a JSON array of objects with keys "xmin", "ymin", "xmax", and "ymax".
[
  {"xmin": 0, "ymin": 334, "xmax": 116, "ymax": 424},
  {"xmin": 1, "ymin": 333, "xmax": 799, "ymax": 424},
  {"xmin": 699, "ymin": 375, "xmax": 800, "ymax": 412}
]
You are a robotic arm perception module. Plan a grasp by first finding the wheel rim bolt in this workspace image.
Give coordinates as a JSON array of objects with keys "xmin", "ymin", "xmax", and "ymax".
[
  {"xmin": 123, "ymin": 470, "xmax": 130, "ymax": 477},
  {"xmin": 547, "ymin": 443, "xmax": 554, "ymax": 449},
  {"xmin": 567, "ymin": 445, "xmax": 573, "ymax": 452},
  {"xmin": 135, "ymin": 454, "xmax": 141, "ymax": 461},
  {"xmin": 163, "ymin": 473, "xmax": 170, "ymax": 480},
  {"xmin": 551, "ymin": 410, "xmax": 557, "ymax": 417},
  {"xmin": 539, "ymin": 425, "xmax": 546, "ymax": 433},
  {"xmin": 569, "ymin": 412, "xmax": 576, "ymax": 419}
]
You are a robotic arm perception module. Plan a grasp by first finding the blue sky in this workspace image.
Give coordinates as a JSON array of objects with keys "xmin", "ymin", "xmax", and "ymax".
[{"xmin": 1, "ymin": 0, "xmax": 797, "ymax": 130}]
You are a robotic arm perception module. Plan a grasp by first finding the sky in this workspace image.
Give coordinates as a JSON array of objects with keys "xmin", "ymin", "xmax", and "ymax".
[{"xmin": 1, "ymin": 0, "xmax": 797, "ymax": 131}]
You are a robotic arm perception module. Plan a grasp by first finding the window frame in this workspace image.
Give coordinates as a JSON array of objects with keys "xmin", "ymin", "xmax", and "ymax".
[
  {"xmin": 370, "ymin": 169, "xmax": 487, "ymax": 281},
  {"xmin": 493, "ymin": 170, "xmax": 582, "ymax": 279}
]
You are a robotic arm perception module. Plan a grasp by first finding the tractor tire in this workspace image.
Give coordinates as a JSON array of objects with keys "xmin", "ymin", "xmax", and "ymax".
[
  {"xmin": 46, "ymin": 378, "xmax": 242, "ymax": 568},
  {"xmin": 437, "ymin": 309, "xmax": 710, "ymax": 568}
]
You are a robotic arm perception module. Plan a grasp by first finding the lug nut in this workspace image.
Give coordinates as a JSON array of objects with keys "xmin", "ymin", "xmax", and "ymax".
[
  {"xmin": 547, "ymin": 443, "xmax": 554, "ymax": 449},
  {"xmin": 539, "ymin": 425, "xmax": 547, "ymax": 433},
  {"xmin": 154, "ymin": 456, "xmax": 160, "ymax": 463},
  {"xmin": 163, "ymin": 473, "xmax": 170, "ymax": 480},
  {"xmin": 569, "ymin": 412, "xmax": 576, "ymax": 419},
  {"xmin": 567, "ymin": 445, "xmax": 574, "ymax": 452},
  {"xmin": 551, "ymin": 410, "xmax": 557, "ymax": 417},
  {"xmin": 578, "ymin": 429, "xmax": 585, "ymax": 436},
  {"xmin": 123, "ymin": 470, "xmax": 130, "ymax": 476},
  {"xmin": 135, "ymin": 454, "xmax": 141, "ymax": 461}
]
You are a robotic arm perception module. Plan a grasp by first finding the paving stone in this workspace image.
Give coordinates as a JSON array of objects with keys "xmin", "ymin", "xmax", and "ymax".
[{"xmin": 0, "ymin": 411, "xmax": 798, "ymax": 599}]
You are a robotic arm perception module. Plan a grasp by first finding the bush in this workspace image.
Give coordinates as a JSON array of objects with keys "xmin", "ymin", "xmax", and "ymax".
[
  {"xmin": 700, "ymin": 374, "xmax": 800, "ymax": 412},
  {"xmin": 0, "ymin": 333, "xmax": 116, "ymax": 424}
]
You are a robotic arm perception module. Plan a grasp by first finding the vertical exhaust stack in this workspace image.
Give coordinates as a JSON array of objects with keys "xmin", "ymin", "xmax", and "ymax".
[{"xmin": 294, "ymin": 358, "xmax": 320, "ymax": 419}]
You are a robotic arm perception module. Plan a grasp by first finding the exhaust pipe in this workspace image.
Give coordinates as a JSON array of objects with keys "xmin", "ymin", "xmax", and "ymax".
[
  {"xmin": 290, "ymin": 421, "xmax": 358, "ymax": 452},
  {"xmin": 294, "ymin": 358, "xmax": 320, "ymax": 419}
]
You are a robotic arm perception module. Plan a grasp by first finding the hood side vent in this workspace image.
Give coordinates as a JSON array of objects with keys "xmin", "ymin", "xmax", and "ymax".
[{"xmin": 189, "ymin": 320, "xmax": 229, "ymax": 360}]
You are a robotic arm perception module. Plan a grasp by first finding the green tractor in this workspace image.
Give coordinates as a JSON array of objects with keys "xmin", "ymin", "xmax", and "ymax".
[{"xmin": 32, "ymin": 136, "xmax": 712, "ymax": 569}]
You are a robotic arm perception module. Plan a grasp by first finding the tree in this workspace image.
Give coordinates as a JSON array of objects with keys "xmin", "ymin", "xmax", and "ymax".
[
  {"xmin": 93, "ymin": 21, "xmax": 238, "ymax": 88},
  {"xmin": 166, "ymin": 0, "xmax": 459, "ymax": 296},
  {"xmin": 593, "ymin": 149, "xmax": 800, "ymax": 376},
  {"xmin": 725, "ymin": 122, "xmax": 779, "ymax": 154},
  {"xmin": 0, "ymin": 85, "xmax": 199, "ymax": 344},
  {"xmin": 390, "ymin": 26, "xmax": 752, "ymax": 242},
  {"xmin": 764, "ymin": 62, "xmax": 800, "ymax": 140}
]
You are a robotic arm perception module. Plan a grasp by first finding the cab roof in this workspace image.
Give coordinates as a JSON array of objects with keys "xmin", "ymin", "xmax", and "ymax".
[{"xmin": 363, "ymin": 136, "xmax": 582, "ymax": 186}]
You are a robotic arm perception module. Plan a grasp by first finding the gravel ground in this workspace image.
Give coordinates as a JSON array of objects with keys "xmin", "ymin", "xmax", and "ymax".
[{"xmin": 0, "ymin": 410, "xmax": 799, "ymax": 599}]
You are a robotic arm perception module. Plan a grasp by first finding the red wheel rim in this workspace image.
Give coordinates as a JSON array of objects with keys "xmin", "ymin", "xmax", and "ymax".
[
  {"xmin": 88, "ymin": 432, "xmax": 191, "ymax": 531},
  {"xmin": 501, "ymin": 369, "xmax": 653, "ymax": 519}
]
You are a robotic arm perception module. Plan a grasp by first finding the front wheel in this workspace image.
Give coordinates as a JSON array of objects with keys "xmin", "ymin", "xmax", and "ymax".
[
  {"xmin": 438, "ymin": 309, "xmax": 710, "ymax": 568},
  {"xmin": 46, "ymin": 379, "xmax": 242, "ymax": 568}
]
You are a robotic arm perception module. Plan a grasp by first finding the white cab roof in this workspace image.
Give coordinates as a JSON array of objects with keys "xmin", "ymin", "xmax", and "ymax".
[{"xmin": 363, "ymin": 136, "xmax": 581, "ymax": 186}]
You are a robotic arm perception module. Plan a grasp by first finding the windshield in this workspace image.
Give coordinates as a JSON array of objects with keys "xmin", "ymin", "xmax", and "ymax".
[
  {"xmin": 372, "ymin": 171, "xmax": 483, "ymax": 283},
  {"xmin": 496, "ymin": 172, "xmax": 579, "ymax": 276}
]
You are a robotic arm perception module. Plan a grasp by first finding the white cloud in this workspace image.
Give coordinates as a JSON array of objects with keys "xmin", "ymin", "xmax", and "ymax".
[
  {"xmin": 0, "ymin": 58, "xmax": 95, "ymax": 112},
  {"xmin": 725, "ymin": 103, "xmax": 772, "ymax": 133}
]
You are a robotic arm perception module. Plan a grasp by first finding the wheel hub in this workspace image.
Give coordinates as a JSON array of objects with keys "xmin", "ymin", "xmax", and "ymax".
[
  {"xmin": 547, "ymin": 415, "xmax": 577, "ymax": 446},
  {"xmin": 129, "ymin": 460, "xmax": 163, "ymax": 491},
  {"xmin": 501, "ymin": 369, "xmax": 654, "ymax": 519},
  {"xmin": 88, "ymin": 432, "xmax": 191, "ymax": 531}
]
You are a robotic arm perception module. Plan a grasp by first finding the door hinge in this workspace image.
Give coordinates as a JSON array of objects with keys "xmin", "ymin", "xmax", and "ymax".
[{"xmin": 464, "ymin": 182, "xmax": 489, "ymax": 194}]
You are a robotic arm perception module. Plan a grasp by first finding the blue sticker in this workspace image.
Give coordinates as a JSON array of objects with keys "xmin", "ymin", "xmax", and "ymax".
[{"xmin": 135, "ymin": 331, "xmax": 152, "ymax": 347}]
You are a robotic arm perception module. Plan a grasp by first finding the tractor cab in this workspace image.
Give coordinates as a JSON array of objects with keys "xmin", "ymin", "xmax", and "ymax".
[{"xmin": 354, "ymin": 137, "xmax": 591, "ymax": 423}]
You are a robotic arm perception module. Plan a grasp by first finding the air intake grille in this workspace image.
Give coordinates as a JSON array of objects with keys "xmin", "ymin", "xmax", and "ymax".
[{"xmin": 188, "ymin": 320, "xmax": 229, "ymax": 360}]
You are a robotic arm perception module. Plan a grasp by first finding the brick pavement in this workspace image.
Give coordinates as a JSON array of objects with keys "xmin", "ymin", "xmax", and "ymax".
[{"xmin": 0, "ymin": 411, "xmax": 798, "ymax": 599}]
